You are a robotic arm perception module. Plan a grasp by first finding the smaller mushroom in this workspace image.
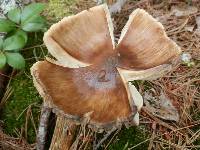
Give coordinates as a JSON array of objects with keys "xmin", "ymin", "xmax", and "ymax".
[{"xmin": 31, "ymin": 4, "xmax": 181, "ymax": 149}]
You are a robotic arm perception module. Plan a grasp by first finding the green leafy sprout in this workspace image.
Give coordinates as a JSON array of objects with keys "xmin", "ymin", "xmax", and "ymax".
[{"xmin": 0, "ymin": 3, "xmax": 46, "ymax": 69}]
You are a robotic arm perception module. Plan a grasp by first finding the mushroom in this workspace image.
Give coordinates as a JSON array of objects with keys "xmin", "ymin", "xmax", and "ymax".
[{"xmin": 31, "ymin": 4, "xmax": 181, "ymax": 149}]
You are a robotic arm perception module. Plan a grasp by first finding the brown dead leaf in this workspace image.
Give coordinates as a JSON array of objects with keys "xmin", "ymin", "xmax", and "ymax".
[{"xmin": 143, "ymin": 89, "xmax": 179, "ymax": 122}]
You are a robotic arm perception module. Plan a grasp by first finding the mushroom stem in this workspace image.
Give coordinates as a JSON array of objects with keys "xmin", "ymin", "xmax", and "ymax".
[{"xmin": 49, "ymin": 115, "xmax": 77, "ymax": 150}]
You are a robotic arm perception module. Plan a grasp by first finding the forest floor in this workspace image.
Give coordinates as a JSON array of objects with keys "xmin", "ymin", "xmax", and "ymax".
[{"xmin": 0, "ymin": 0, "xmax": 200, "ymax": 150}]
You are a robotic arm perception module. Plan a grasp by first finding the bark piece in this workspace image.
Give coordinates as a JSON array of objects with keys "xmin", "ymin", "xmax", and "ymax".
[{"xmin": 49, "ymin": 115, "xmax": 77, "ymax": 150}]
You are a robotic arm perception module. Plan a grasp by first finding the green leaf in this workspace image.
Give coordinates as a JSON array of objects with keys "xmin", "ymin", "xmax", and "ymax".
[
  {"xmin": 0, "ymin": 18, "xmax": 16, "ymax": 32},
  {"xmin": 22, "ymin": 22, "xmax": 45, "ymax": 32},
  {"xmin": 5, "ymin": 52, "xmax": 25, "ymax": 69},
  {"xmin": 3, "ymin": 34, "xmax": 26, "ymax": 51},
  {"xmin": 0, "ymin": 52, "xmax": 6, "ymax": 69},
  {"xmin": 7, "ymin": 8, "xmax": 21, "ymax": 24},
  {"xmin": 21, "ymin": 15, "xmax": 46, "ymax": 32},
  {"xmin": 15, "ymin": 30, "xmax": 28, "ymax": 43},
  {"xmin": 0, "ymin": 38, "xmax": 3, "ymax": 49},
  {"xmin": 21, "ymin": 3, "xmax": 46, "ymax": 23}
]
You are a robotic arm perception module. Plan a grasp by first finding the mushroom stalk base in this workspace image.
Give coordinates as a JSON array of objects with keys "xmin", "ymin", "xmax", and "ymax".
[{"xmin": 49, "ymin": 115, "xmax": 77, "ymax": 150}]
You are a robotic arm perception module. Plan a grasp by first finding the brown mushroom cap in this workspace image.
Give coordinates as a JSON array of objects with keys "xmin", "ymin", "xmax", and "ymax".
[
  {"xmin": 31, "ymin": 60, "xmax": 137, "ymax": 128},
  {"xmin": 31, "ymin": 4, "xmax": 181, "ymax": 130},
  {"xmin": 43, "ymin": 4, "xmax": 115, "ymax": 68},
  {"xmin": 117, "ymin": 9, "xmax": 181, "ymax": 70}
]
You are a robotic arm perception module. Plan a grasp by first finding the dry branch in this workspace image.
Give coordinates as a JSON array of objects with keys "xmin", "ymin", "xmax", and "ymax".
[{"xmin": 36, "ymin": 104, "xmax": 52, "ymax": 150}]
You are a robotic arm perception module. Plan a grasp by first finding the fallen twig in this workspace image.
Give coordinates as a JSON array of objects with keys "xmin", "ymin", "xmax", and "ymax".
[{"xmin": 36, "ymin": 103, "xmax": 52, "ymax": 150}]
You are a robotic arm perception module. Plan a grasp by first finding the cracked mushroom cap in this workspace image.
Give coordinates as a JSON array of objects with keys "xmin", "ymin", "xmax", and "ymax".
[{"xmin": 31, "ymin": 4, "xmax": 181, "ymax": 130}]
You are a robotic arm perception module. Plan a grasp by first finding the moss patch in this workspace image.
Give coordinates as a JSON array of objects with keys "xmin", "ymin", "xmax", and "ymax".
[
  {"xmin": 45, "ymin": 0, "xmax": 77, "ymax": 21},
  {"xmin": 1, "ymin": 32, "xmax": 45, "ymax": 143},
  {"xmin": 1, "ymin": 67, "xmax": 42, "ymax": 143},
  {"xmin": 108, "ymin": 126, "xmax": 150, "ymax": 150}
]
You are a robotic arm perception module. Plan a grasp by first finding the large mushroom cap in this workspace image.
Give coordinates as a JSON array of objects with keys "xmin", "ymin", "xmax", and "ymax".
[
  {"xmin": 32, "ymin": 60, "xmax": 137, "ymax": 130},
  {"xmin": 31, "ymin": 4, "xmax": 181, "ymax": 130}
]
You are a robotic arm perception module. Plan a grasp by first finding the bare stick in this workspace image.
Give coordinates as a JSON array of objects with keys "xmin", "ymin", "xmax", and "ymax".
[{"xmin": 36, "ymin": 103, "xmax": 52, "ymax": 150}]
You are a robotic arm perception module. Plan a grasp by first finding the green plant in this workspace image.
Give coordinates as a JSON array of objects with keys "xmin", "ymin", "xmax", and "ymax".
[{"xmin": 0, "ymin": 3, "xmax": 46, "ymax": 69}]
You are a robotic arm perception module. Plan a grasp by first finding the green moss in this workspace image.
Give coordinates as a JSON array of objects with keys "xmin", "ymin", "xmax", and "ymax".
[
  {"xmin": 1, "ymin": 32, "xmax": 45, "ymax": 143},
  {"xmin": 108, "ymin": 126, "xmax": 150, "ymax": 150},
  {"xmin": 46, "ymin": 0, "xmax": 77, "ymax": 21},
  {"xmin": 191, "ymin": 112, "xmax": 200, "ymax": 146},
  {"xmin": 2, "ymin": 64, "xmax": 42, "ymax": 143}
]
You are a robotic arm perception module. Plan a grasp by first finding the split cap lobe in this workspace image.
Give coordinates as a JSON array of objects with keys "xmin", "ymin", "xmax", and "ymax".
[
  {"xmin": 43, "ymin": 4, "xmax": 115, "ymax": 68},
  {"xmin": 31, "ymin": 4, "xmax": 181, "ymax": 130}
]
